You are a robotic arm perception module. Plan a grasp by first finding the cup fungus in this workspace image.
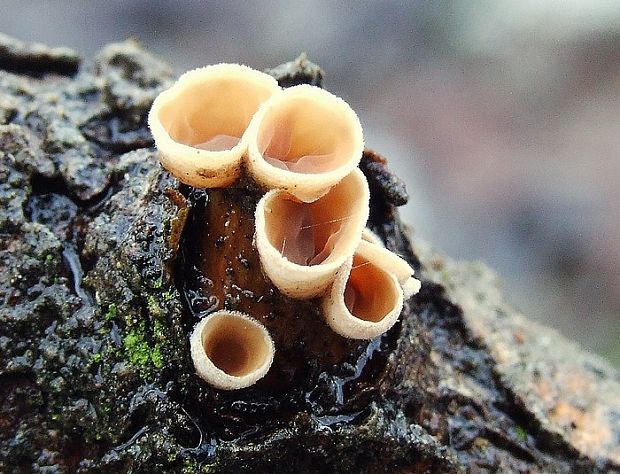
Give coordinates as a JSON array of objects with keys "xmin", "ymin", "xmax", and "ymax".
[
  {"xmin": 322, "ymin": 239, "xmax": 405, "ymax": 340},
  {"xmin": 148, "ymin": 63, "xmax": 280, "ymax": 188},
  {"xmin": 245, "ymin": 84, "xmax": 364, "ymax": 202},
  {"xmin": 360, "ymin": 228, "xmax": 421, "ymax": 299},
  {"xmin": 190, "ymin": 310, "xmax": 275, "ymax": 390},
  {"xmin": 254, "ymin": 168, "xmax": 370, "ymax": 299},
  {"xmin": 149, "ymin": 62, "xmax": 421, "ymax": 389}
]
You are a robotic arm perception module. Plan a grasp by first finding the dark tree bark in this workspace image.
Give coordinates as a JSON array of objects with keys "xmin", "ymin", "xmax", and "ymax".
[{"xmin": 0, "ymin": 34, "xmax": 618, "ymax": 473}]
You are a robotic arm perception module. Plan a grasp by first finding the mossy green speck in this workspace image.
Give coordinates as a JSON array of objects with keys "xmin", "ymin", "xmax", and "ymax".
[{"xmin": 104, "ymin": 303, "xmax": 118, "ymax": 321}]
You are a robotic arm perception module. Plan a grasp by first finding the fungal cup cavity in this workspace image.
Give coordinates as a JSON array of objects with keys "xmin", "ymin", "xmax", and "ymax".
[{"xmin": 344, "ymin": 255, "xmax": 399, "ymax": 323}]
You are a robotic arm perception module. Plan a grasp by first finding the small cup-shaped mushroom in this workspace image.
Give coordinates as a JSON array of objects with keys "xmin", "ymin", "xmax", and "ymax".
[
  {"xmin": 190, "ymin": 310, "xmax": 275, "ymax": 390},
  {"xmin": 359, "ymin": 228, "xmax": 421, "ymax": 299},
  {"xmin": 245, "ymin": 84, "xmax": 364, "ymax": 202},
  {"xmin": 322, "ymin": 240, "xmax": 405, "ymax": 340},
  {"xmin": 255, "ymin": 168, "xmax": 370, "ymax": 299},
  {"xmin": 148, "ymin": 64, "xmax": 280, "ymax": 188}
]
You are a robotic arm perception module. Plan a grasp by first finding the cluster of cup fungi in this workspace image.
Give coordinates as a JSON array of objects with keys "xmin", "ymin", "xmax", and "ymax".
[{"xmin": 148, "ymin": 64, "xmax": 420, "ymax": 390}]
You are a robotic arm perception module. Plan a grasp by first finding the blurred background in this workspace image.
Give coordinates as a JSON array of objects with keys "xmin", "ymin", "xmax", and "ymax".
[{"xmin": 1, "ymin": 0, "xmax": 618, "ymax": 366}]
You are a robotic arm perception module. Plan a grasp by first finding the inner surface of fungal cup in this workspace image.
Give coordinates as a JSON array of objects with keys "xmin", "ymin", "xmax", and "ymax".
[
  {"xmin": 255, "ymin": 168, "xmax": 370, "ymax": 299},
  {"xmin": 344, "ymin": 255, "xmax": 398, "ymax": 323},
  {"xmin": 246, "ymin": 84, "xmax": 364, "ymax": 202},
  {"xmin": 322, "ymin": 240, "xmax": 406, "ymax": 340},
  {"xmin": 148, "ymin": 63, "xmax": 280, "ymax": 188},
  {"xmin": 190, "ymin": 310, "xmax": 275, "ymax": 390}
]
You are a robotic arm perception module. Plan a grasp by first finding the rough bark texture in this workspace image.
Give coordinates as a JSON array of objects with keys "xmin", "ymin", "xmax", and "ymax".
[{"xmin": 0, "ymin": 35, "xmax": 618, "ymax": 473}]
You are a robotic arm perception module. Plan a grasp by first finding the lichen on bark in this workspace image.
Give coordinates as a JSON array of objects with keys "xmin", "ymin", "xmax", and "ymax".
[{"xmin": 0, "ymin": 35, "xmax": 618, "ymax": 473}]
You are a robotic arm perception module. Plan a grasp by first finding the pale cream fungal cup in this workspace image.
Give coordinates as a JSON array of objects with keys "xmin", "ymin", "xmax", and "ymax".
[
  {"xmin": 148, "ymin": 63, "xmax": 280, "ymax": 188},
  {"xmin": 254, "ymin": 169, "xmax": 369, "ymax": 299},
  {"xmin": 245, "ymin": 84, "xmax": 364, "ymax": 202},
  {"xmin": 322, "ymin": 240, "xmax": 407, "ymax": 340},
  {"xmin": 190, "ymin": 310, "xmax": 275, "ymax": 390}
]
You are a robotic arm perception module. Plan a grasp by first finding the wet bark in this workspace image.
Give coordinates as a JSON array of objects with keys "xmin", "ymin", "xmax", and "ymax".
[{"xmin": 0, "ymin": 34, "xmax": 618, "ymax": 473}]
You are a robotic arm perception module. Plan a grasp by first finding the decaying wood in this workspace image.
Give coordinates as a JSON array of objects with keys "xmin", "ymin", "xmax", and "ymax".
[{"xmin": 0, "ymin": 34, "xmax": 618, "ymax": 473}]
